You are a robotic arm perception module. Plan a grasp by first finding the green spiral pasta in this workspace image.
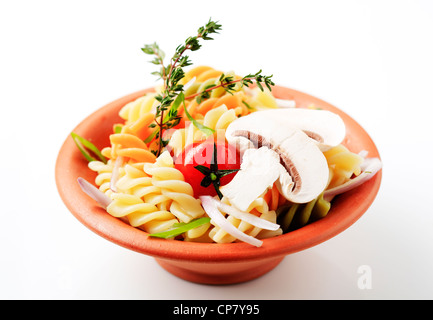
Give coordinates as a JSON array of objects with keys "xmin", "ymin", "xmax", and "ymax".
[{"xmin": 276, "ymin": 193, "xmax": 331, "ymax": 233}]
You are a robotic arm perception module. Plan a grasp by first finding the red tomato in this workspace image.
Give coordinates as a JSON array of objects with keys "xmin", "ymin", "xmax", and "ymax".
[{"xmin": 174, "ymin": 140, "xmax": 241, "ymax": 197}]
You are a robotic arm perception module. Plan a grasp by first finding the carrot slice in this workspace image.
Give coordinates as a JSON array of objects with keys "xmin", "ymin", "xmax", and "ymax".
[
  {"xmin": 110, "ymin": 133, "xmax": 148, "ymax": 150},
  {"xmin": 117, "ymin": 148, "xmax": 156, "ymax": 163}
]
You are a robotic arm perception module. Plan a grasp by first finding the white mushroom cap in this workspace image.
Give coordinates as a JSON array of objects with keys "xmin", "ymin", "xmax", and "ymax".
[{"xmin": 227, "ymin": 108, "xmax": 346, "ymax": 152}]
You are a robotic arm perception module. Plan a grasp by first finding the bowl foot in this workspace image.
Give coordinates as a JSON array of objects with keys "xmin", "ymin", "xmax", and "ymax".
[{"xmin": 155, "ymin": 256, "xmax": 285, "ymax": 285}]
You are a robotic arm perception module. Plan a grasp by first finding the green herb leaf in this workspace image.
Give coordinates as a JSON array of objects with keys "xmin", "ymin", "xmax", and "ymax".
[
  {"xmin": 241, "ymin": 100, "xmax": 253, "ymax": 110},
  {"xmin": 194, "ymin": 165, "xmax": 211, "ymax": 175},
  {"xmin": 164, "ymin": 91, "xmax": 184, "ymax": 123},
  {"xmin": 213, "ymin": 180, "xmax": 224, "ymax": 199},
  {"xmin": 216, "ymin": 169, "xmax": 240, "ymax": 178},
  {"xmin": 181, "ymin": 92, "xmax": 215, "ymax": 136},
  {"xmin": 148, "ymin": 217, "xmax": 211, "ymax": 239},
  {"xmin": 71, "ymin": 132, "xmax": 107, "ymax": 164},
  {"xmin": 200, "ymin": 175, "xmax": 213, "ymax": 188},
  {"xmin": 143, "ymin": 127, "xmax": 158, "ymax": 144}
]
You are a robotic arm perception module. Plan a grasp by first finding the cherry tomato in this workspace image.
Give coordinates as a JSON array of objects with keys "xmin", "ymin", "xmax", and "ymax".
[{"xmin": 174, "ymin": 140, "xmax": 241, "ymax": 197}]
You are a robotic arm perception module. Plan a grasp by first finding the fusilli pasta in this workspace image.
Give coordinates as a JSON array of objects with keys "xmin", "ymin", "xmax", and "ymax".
[
  {"xmin": 168, "ymin": 104, "xmax": 238, "ymax": 156},
  {"xmin": 277, "ymin": 193, "xmax": 331, "ymax": 233},
  {"xmin": 324, "ymin": 144, "xmax": 363, "ymax": 189},
  {"xmin": 142, "ymin": 151, "xmax": 205, "ymax": 223},
  {"xmin": 88, "ymin": 159, "xmax": 120, "ymax": 198}
]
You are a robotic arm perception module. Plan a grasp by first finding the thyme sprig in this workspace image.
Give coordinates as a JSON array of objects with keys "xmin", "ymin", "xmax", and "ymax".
[
  {"xmin": 141, "ymin": 18, "xmax": 274, "ymax": 157},
  {"xmin": 186, "ymin": 70, "xmax": 275, "ymax": 103},
  {"xmin": 142, "ymin": 19, "xmax": 222, "ymax": 157}
]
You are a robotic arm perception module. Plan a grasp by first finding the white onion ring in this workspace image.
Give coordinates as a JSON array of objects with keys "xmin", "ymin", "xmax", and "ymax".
[
  {"xmin": 183, "ymin": 76, "xmax": 196, "ymax": 91},
  {"xmin": 77, "ymin": 177, "xmax": 112, "ymax": 209},
  {"xmin": 275, "ymin": 98, "xmax": 296, "ymax": 108},
  {"xmin": 205, "ymin": 196, "xmax": 280, "ymax": 231},
  {"xmin": 200, "ymin": 196, "xmax": 264, "ymax": 247},
  {"xmin": 110, "ymin": 156, "xmax": 124, "ymax": 192},
  {"xmin": 323, "ymin": 157, "xmax": 382, "ymax": 202}
]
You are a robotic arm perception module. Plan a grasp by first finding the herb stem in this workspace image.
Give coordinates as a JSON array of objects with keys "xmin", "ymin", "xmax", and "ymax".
[
  {"xmin": 153, "ymin": 48, "xmax": 166, "ymax": 82},
  {"xmin": 184, "ymin": 78, "xmax": 246, "ymax": 100},
  {"xmin": 156, "ymin": 109, "xmax": 165, "ymax": 155},
  {"xmin": 185, "ymin": 72, "xmax": 274, "ymax": 101},
  {"xmin": 167, "ymin": 44, "xmax": 190, "ymax": 88}
]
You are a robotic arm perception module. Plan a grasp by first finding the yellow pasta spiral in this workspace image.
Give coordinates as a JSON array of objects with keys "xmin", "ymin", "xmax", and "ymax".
[
  {"xmin": 202, "ymin": 104, "xmax": 238, "ymax": 132},
  {"xmin": 88, "ymin": 159, "xmax": 121, "ymax": 198},
  {"xmin": 168, "ymin": 104, "xmax": 238, "ymax": 157},
  {"xmin": 107, "ymin": 193, "xmax": 178, "ymax": 234},
  {"xmin": 142, "ymin": 151, "xmax": 205, "ymax": 223},
  {"xmin": 186, "ymin": 91, "xmax": 250, "ymax": 118},
  {"xmin": 119, "ymin": 93, "xmax": 158, "ymax": 123},
  {"xmin": 112, "ymin": 93, "xmax": 159, "ymax": 143},
  {"xmin": 242, "ymin": 87, "xmax": 279, "ymax": 110},
  {"xmin": 103, "ymin": 151, "xmax": 207, "ymax": 234},
  {"xmin": 324, "ymin": 144, "xmax": 363, "ymax": 189},
  {"xmin": 181, "ymin": 66, "xmax": 242, "ymax": 99},
  {"xmin": 88, "ymin": 160, "xmax": 174, "ymax": 233}
]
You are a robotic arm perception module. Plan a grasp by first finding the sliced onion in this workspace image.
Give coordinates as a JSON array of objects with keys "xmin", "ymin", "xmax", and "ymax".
[
  {"xmin": 77, "ymin": 177, "xmax": 112, "ymax": 209},
  {"xmin": 205, "ymin": 196, "xmax": 280, "ymax": 231},
  {"xmin": 110, "ymin": 156, "xmax": 124, "ymax": 192},
  {"xmin": 183, "ymin": 76, "xmax": 196, "ymax": 91},
  {"xmin": 200, "ymin": 196, "xmax": 264, "ymax": 247},
  {"xmin": 323, "ymin": 157, "xmax": 382, "ymax": 202},
  {"xmin": 358, "ymin": 150, "xmax": 369, "ymax": 159},
  {"xmin": 275, "ymin": 98, "xmax": 296, "ymax": 108}
]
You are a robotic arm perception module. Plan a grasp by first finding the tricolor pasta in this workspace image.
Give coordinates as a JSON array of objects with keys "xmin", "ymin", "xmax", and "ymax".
[{"xmin": 76, "ymin": 65, "xmax": 382, "ymax": 247}]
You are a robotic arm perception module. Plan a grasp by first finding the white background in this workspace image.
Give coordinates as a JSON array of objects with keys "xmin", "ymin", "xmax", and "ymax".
[{"xmin": 1, "ymin": 0, "xmax": 432, "ymax": 300}]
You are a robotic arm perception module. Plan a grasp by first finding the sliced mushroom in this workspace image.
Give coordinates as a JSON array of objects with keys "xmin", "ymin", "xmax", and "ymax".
[
  {"xmin": 220, "ymin": 147, "xmax": 286, "ymax": 211},
  {"xmin": 226, "ymin": 108, "xmax": 346, "ymax": 152},
  {"xmin": 222, "ymin": 108, "xmax": 341, "ymax": 209}
]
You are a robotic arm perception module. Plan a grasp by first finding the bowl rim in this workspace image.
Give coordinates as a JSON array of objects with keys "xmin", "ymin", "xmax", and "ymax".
[{"xmin": 55, "ymin": 85, "xmax": 382, "ymax": 263}]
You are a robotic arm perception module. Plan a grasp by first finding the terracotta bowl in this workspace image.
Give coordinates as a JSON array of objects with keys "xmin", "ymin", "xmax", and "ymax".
[{"xmin": 55, "ymin": 86, "xmax": 382, "ymax": 285}]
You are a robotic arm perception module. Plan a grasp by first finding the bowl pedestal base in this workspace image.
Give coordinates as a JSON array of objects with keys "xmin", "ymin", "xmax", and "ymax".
[{"xmin": 155, "ymin": 256, "xmax": 285, "ymax": 285}]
